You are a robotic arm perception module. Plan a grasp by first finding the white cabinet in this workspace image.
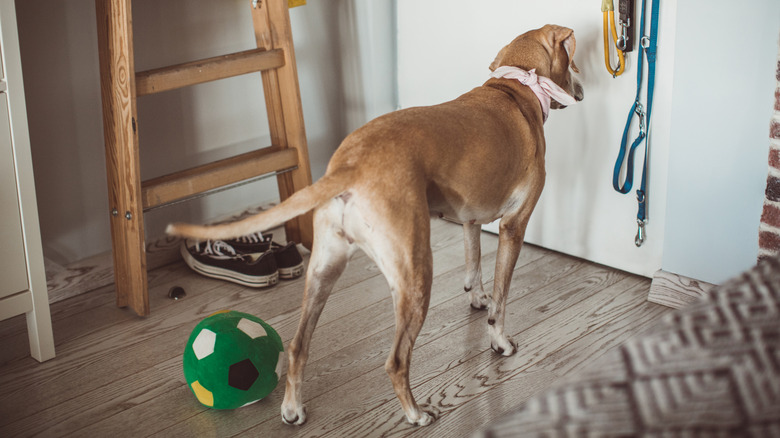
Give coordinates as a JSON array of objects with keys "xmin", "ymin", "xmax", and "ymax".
[
  {"xmin": 0, "ymin": 0, "xmax": 54, "ymax": 362},
  {"xmin": 0, "ymin": 93, "xmax": 29, "ymax": 296}
]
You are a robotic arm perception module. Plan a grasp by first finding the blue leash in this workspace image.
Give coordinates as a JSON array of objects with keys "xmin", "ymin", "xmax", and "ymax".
[{"xmin": 612, "ymin": 0, "xmax": 659, "ymax": 247}]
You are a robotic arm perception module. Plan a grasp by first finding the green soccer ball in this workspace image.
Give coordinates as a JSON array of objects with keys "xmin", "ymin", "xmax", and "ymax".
[{"xmin": 183, "ymin": 310, "xmax": 284, "ymax": 409}]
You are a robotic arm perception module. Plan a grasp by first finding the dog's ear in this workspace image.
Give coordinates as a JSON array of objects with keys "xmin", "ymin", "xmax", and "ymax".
[
  {"xmin": 546, "ymin": 25, "xmax": 579, "ymax": 73},
  {"xmin": 562, "ymin": 30, "xmax": 579, "ymax": 73},
  {"xmin": 489, "ymin": 44, "xmax": 509, "ymax": 72}
]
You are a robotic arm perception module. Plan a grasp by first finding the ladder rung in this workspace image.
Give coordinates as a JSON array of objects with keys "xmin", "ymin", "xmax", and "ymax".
[
  {"xmin": 135, "ymin": 48, "xmax": 285, "ymax": 96},
  {"xmin": 141, "ymin": 147, "xmax": 298, "ymax": 209}
]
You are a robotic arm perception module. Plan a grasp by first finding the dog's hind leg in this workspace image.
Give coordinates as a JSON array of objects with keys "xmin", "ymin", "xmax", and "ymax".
[
  {"xmin": 281, "ymin": 206, "xmax": 352, "ymax": 426},
  {"xmin": 353, "ymin": 201, "xmax": 436, "ymax": 426},
  {"xmin": 377, "ymin": 223, "xmax": 436, "ymax": 426},
  {"xmin": 463, "ymin": 223, "xmax": 489, "ymax": 310},
  {"xmin": 386, "ymin": 254, "xmax": 435, "ymax": 425}
]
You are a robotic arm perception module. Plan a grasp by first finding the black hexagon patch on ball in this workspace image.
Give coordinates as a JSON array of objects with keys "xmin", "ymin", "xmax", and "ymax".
[{"xmin": 229, "ymin": 359, "xmax": 260, "ymax": 391}]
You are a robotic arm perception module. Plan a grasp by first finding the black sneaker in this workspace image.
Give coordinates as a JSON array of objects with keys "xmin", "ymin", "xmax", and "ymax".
[
  {"xmin": 225, "ymin": 233, "xmax": 305, "ymax": 280},
  {"xmin": 271, "ymin": 241, "xmax": 305, "ymax": 280},
  {"xmin": 180, "ymin": 239, "xmax": 279, "ymax": 288}
]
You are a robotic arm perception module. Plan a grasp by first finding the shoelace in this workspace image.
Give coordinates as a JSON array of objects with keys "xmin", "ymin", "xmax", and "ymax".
[
  {"xmin": 195, "ymin": 240, "xmax": 239, "ymax": 259},
  {"xmin": 234, "ymin": 232, "xmax": 265, "ymax": 244}
]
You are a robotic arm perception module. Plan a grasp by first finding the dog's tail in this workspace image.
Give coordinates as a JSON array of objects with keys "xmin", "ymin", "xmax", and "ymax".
[{"xmin": 165, "ymin": 169, "xmax": 353, "ymax": 241}]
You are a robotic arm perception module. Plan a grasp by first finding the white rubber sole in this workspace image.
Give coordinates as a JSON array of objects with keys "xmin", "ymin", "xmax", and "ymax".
[
  {"xmin": 279, "ymin": 262, "xmax": 305, "ymax": 280},
  {"xmin": 180, "ymin": 245, "xmax": 279, "ymax": 288}
]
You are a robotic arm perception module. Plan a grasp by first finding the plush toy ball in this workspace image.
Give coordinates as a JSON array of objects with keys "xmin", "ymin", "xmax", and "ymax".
[{"xmin": 183, "ymin": 310, "xmax": 284, "ymax": 409}]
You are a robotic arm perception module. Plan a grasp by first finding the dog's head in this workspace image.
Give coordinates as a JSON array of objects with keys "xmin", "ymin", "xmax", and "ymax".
[{"xmin": 490, "ymin": 24, "xmax": 584, "ymax": 107}]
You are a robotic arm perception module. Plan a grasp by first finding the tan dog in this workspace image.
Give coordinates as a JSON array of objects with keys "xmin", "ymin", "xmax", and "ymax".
[{"xmin": 168, "ymin": 24, "xmax": 583, "ymax": 426}]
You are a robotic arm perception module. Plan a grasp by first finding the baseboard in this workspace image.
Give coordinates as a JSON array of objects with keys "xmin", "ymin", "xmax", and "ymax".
[
  {"xmin": 647, "ymin": 269, "xmax": 715, "ymax": 309},
  {"xmin": 44, "ymin": 204, "xmax": 278, "ymax": 304}
]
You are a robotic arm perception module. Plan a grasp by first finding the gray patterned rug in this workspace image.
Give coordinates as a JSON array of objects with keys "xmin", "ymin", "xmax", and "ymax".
[{"xmin": 477, "ymin": 256, "xmax": 780, "ymax": 437}]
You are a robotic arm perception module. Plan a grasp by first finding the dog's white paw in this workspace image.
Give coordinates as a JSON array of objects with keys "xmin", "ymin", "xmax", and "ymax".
[
  {"xmin": 406, "ymin": 405, "xmax": 438, "ymax": 426},
  {"xmin": 488, "ymin": 324, "xmax": 517, "ymax": 356},
  {"xmin": 281, "ymin": 404, "xmax": 307, "ymax": 426},
  {"xmin": 469, "ymin": 293, "xmax": 490, "ymax": 311},
  {"xmin": 491, "ymin": 335, "xmax": 517, "ymax": 357}
]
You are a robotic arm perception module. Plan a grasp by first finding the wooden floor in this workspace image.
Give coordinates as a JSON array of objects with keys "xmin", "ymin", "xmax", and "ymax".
[{"xmin": 0, "ymin": 219, "xmax": 670, "ymax": 437}]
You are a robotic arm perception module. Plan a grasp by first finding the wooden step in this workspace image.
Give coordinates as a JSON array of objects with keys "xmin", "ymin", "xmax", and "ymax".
[
  {"xmin": 141, "ymin": 146, "xmax": 298, "ymax": 209},
  {"xmin": 135, "ymin": 48, "xmax": 285, "ymax": 96}
]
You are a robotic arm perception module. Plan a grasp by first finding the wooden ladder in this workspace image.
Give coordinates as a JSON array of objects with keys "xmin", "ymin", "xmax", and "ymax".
[{"xmin": 95, "ymin": 0, "xmax": 313, "ymax": 316}]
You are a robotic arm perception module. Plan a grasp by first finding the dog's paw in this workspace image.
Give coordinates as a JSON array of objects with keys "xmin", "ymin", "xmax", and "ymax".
[
  {"xmin": 470, "ymin": 301, "xmax": 488, "ymax": 311},
  {"xmin": 405, "ymin": 405, "xmax": 438, "ymax": 427},
  {"xmin": 468, "ymin": 292, "xmax": 490, "ymax": 311},
  {"xmin": 281, "ymin": 404, "xmax": 307, "ymax": 426},
  {"xmin": 491, "ymin": 336, "xmax": 517, "ymax": 357}
]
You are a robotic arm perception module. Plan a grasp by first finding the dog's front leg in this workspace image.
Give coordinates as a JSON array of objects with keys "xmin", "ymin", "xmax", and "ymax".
[
  {"xmin": 488, "ymin": 215, "xmax": 529, "ymax": 356},
  {"xmin": 463, "ymin": 223, "xmax": 489, "ymax": 310}
]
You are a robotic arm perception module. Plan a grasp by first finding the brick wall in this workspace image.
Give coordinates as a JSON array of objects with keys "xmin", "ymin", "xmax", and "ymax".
[{"xmin": 758, "ymin": 37, "xmax": 780, "ymax": 262}]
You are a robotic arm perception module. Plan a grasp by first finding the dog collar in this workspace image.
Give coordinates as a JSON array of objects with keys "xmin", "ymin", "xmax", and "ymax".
[{"xmin": 489, "ymin": 66, "xmax": 577, "ymax": 122}]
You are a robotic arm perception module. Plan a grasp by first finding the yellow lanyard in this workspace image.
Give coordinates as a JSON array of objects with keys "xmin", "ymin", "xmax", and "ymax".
[{"xmin": 602, "ymin": 0, "xmax": 625, "ymax": 77}]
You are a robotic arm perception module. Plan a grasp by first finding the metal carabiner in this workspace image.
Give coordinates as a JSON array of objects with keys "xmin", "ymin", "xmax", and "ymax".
[
  {"xmin": 635, "ymin": 219, "xmax": 646, "ymax": 247},
  {"xmin": 616, "ymin": 37, "xmax": 627, "ymax": 52},
  {"xmin": 634, "ymin": 101, "xmax": 644, "ymax": 115},
  {"xmin": 634, "ymin": 102, "xmax": 646, "ymax": 135},
  {"xmin": 616, "ymin": 18, "xmax": 630, "ymax": 51}
]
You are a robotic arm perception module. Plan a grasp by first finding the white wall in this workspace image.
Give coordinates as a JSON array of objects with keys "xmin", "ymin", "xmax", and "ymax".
[
  {"xmin": 661, "ymin": 0, "xmax": 780, "ymax": 284},
  {"xmin": 16, "ymin": 0, "xmax": 390, "ymax": 266},
  {"xmin": 397, "ymin": 0, "xmax": 779, "ymax": 283},
  {"xmin": 338, "ymin": 0, "xmax": 398, "ymax": 133}
]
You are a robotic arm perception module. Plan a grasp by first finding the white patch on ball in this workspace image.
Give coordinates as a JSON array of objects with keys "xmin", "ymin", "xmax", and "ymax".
[
  {"xmin": 240, "ymin": 399, "xmax": 261, "ymax": 408},
  {"xmin": 192, "ymin": 328, "xmax": 217, "ymax": 360},
  {"xmin": 237, "ymin": 317, "xmax": 268, "ymax": 339}
]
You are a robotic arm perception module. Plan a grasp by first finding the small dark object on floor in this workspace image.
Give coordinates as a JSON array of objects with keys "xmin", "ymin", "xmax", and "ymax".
[{"xmin": 168, "ymin": 286, "xmax": 186, "ymax": 300}]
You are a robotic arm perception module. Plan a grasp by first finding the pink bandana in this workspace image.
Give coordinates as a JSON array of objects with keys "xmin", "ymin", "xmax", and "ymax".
[{"xmin": 490, "ymin": 66, "xmax": 577, "ymax": 122}]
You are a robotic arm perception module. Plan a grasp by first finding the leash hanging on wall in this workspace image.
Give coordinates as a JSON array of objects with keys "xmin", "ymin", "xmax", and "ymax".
[
  {"xmin": 601, "ymin": 0, "xmax": 634, "ymax": 77},
  {"xmin": 612, "ymin": 0, "xmax": 659, "ymax": 247}
]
